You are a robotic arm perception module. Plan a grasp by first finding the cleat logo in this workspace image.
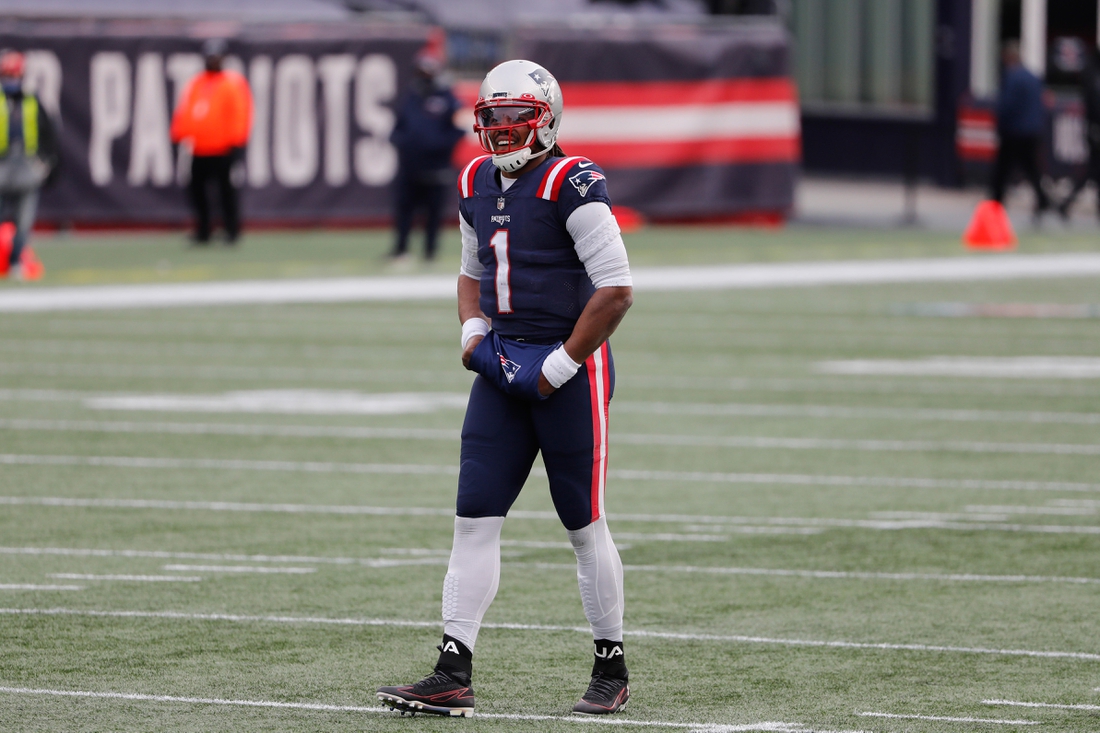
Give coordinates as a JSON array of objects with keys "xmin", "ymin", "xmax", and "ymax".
[
  {"xmin": 441, "ymin": 640, "xmax": 461, "ymax": 654},
  {"xmin": 498, "ymin": 354, "xmax": 522, "ymax": 383}
]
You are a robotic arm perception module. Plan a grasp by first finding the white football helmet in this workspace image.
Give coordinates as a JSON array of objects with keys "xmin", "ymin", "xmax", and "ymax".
[{"xmin": 473, "ymin": 59, "xmax": 563, "ymax": 173}]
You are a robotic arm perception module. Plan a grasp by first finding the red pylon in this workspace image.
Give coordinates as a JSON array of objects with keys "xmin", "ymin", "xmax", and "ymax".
[{"xmin": 963, "ymin": 200, "xmax": 1016, "ymax": 250}]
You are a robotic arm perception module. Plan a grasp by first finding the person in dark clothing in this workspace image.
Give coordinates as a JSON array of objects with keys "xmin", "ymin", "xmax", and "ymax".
[
  {"xmin": 1058, "ymin": 48, "xmax": 1100, "ymax": 220},
  {"xmin": 0, "ymin": 49, "xmax": 59, "ymax": 280},
  {"xmin": 389, "ymin": 54, "xmax": 465, "ymax": 262},
  {"xmin": 990, "ymin": 41, "xmax": 1050, "ymax": 218}
]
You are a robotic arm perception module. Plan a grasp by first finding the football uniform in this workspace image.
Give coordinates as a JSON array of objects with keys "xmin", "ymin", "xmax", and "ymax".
[{"xmin": 456, "ymin": 154, "xmax": 619, "ymax": 530}]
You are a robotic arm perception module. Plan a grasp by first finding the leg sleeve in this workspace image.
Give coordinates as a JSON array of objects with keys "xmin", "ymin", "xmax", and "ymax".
[
  {"xmin": 442, "ymin": 515, "xmax": 505, "ymax": 652},
  {"xmin": 567, "ymin": 515, "xmax": 625, "ymax": 642}
]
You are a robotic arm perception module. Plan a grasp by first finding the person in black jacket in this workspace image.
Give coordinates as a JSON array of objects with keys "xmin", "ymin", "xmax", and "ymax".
[
  {"xmin": 0, "ymin": 49, "xmax": 59, "ymax": 280},
  {"xmin": 990, "ymin": 41, "xmax": 1050, "ymax": 218},
  {"xmin": 1059, "ymin": 47, "xmax": 1100, "ymax": 220},
  {"xmin": 389, "ymin": 53, "xmax": 465, "ymax": 262}
]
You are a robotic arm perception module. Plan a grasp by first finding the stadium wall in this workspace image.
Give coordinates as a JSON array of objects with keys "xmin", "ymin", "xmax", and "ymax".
[{"xmin": 3, "ymin": 19, "xmax": 797, "ymax": 227}]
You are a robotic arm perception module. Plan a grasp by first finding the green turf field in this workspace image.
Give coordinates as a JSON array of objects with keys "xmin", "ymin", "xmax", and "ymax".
[{"xmin": 1, "ymin": 225, "xmax": 1099, "ymax": 732}]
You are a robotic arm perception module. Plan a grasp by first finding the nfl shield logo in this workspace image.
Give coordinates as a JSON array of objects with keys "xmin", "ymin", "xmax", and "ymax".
[{"xmin": 497, "ymin": 197, "xmax": 506, "ymax": 210}]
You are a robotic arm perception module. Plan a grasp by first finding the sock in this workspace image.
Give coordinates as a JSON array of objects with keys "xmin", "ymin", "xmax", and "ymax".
[
  {"xmin": 592, "ymin": 638, "xmax": 628, "ymax": 679},
  {"xmin": 441, "ymin": 515, "xmax": 505, "ymax": 653},
  {"xmin": 435, "ymin": 634, "xmax": 473, "ymax": 684},
  {"xmin": 567, "ymin": 516, "xmax": 625, "ymax": 642}
]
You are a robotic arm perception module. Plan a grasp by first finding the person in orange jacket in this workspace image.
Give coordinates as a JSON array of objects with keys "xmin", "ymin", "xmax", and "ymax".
[{"xmin": 170, "ymin": 39, "xmax": 252, "ymax": 244}]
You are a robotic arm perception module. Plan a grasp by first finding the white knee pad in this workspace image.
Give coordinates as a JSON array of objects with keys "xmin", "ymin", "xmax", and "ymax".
[
  {"xmin": 567, "ymin": 516, "xmax": 625, "ymax": 642},
  {"xmin": 442, "ymin": 515, "xmax": 505, "ymax": 652}
]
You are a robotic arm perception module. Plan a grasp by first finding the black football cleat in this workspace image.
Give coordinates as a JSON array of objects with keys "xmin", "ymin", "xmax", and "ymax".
[
  {"xmin": 572, "ymin": 670, "xmax": 629, "ymax": 715},
  {"xmin": 377, "ymin": 668, "xmax": 475, "ymax": 717}
]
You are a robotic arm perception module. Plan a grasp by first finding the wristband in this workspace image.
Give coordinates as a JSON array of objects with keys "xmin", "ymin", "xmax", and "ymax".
[
  {"xmin": 541, "ymin": 345, "xmax": 582, "ymax": 389},
  {"xmin": 461, "ymin": 318, "xmax": 490, "ymax": 349}
]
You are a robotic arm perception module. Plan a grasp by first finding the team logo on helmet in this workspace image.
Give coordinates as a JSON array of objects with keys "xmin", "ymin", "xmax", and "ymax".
[
  {"xmin": 498, "ymin": 354, "xmax": 522, "ymax": 383},
  {"xmin": 497, "ymin": 197, "xmax": 506, "ymax": 210},
  {"xmin": 568, "ymin": 169, "xmax": 606, "ymax": 197},
  {"xmin": 527, "ymin": 68, "xmax": 554, "ymax": 100}
]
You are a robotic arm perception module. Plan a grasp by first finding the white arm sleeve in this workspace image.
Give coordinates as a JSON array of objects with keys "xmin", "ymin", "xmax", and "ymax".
[
  {"xmin": 459, "ymin": 214, "xmax": 484, "ymax": 279},
  {"xmin": 566, "ymin": 202, "xmax": 633, "ymax": 288}
]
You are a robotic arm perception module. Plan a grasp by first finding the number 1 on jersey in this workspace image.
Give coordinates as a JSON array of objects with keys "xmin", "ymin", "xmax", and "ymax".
[{"xmin": 489, "ymin": 229, "xmax": 513, "ymax": 314}]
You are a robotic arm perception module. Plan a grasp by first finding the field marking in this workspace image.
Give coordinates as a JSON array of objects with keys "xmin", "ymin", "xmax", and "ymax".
[
  {"xmin": 161, "ymin": 565, "xmax": 315, "ymax": 575},
  {"xmin": 984, "ymin": 699, "xmax": 1100, "ymax": 711},
  {"xmin": 615, "ymin": 400, "xmax": 1100, "ymax": 425},
  {"xmin": 5, "ymin": 252, "xmax": 1100, "ymax": 312},
  {"xmin": 7, "ymin": 497, "xmax": 1100, "ymax": 537},
  {"xmin": 4, "ymin": 453, "xmax": 1100, "ymax": 494},
  {"xmin": 0, "ymin": 584, "xmax": 83, "ymax": 591},
  {"xmin": 817, "ymin": 357, "xmax": 1100, "ymax": 380},
  {"xmin": 0, "ymin": 687, "xmax": 863, "ymax": 733},
  {"xmin": 48, "ymin": 574, "xmax": 203, "ymax": 583},
  {"xmin": 6, "ymin": 415, "xmax": 1100, "ymax": 454},
  {"xmin": 8, "ymin": 546, "xmax": 1097, "ymax": 586},
  {"xmin": 858, "ymin": 711, "xmax": 1038, "ymax": 725},
  {"xmin": 85, "ymin": 390, "xmax": 469, "ymax": 415},
  {"xmin": 4, "ymin": 607, "xmax": 1100, "ymax": 662},
  {"xmin": 518, "ymin": 563, "xmax": 1100, "ymax": 586}
]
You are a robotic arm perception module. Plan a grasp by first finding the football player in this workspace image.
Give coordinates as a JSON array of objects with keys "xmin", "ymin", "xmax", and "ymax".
[{"xmin": 377, "ymin": 59, "xmax": 634, "ymax": 717}]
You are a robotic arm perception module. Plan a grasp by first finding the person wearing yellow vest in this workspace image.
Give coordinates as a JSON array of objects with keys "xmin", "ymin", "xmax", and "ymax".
[
  {"xmin": 0, "ymin": 49, "xmax": 58, "ymax": 280},
  {"xmin": 170, "ymin": 39, "xmax": 253, "ymax": 244}
]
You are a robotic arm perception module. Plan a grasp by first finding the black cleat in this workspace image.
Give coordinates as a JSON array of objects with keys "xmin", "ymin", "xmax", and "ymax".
[
  {"xmin": 377, "ymin": 668, "xmax": 475, "ymax": 717},
  {"xmin": 572, "ymin": 670, "xmax": 629, "ymax": 715}
]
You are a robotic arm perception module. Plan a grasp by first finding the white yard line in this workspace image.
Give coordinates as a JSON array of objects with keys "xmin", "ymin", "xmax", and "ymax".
[
  {"xmin": 0, "ymin": 687, "xmax": 861, "ymax": 733},
  {"xmin": 817, "ymin": 357, "xmax": 1100, "ymax": 380},
  {"xmin": 858, "ymin": 711, "xmax": 1038, "ymax": 725},
  {"xmin": 6, "ymin": 497, "xmax": 1100, "ymax": 536},
  {"xmin": 160, "ymin": 565, "xmax": 315, "ymax": 574},
  {"xmin": 984, "ymin": 699, "xmax": 1100, "ymax": 711},
  {"xmin": 0, "ymin": 584, "xmax": 83, "ymax": 591},
  {"xmin": 7, "ymin": 546, "xmax": 1097, "ymax": 585},
  {"xmin": 3, "ymin": 608, "xmax": 1098, "ymax": 661},
  {"xmin": 4, "ymin": 253, "xmax": 1100, "ymax": 312},
  {"xmin": 48, "ymin": 574, "xmax": 202, "ymax": 582},
  {"xmin": 3, "ymin": 454, "xmax": 1099, "ymax": 494},
  {"xmin": 615, "ymin": 401, "xmax": 1100, "ymax": 426},
  {"xmin": 0, "ymin": 418, "xmax": 460, "ymax": 441}
]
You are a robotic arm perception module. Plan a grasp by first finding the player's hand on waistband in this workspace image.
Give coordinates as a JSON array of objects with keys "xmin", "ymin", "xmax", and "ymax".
[
  {"xmin": 462, "ymin": 335, "xmax": 485, "ymax": 370},
  {"xmin": 538, "ymin": 373, "xmax": 556, "ymax": 397}
]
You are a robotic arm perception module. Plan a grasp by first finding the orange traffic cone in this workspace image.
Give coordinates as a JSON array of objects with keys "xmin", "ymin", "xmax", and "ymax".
[
  {"xmin": 963, "ymin": 200, "xmax": 1016, "ymax": 250},
  {"xmin": 19, "ymin": 245, "xmax": 45, "ymax": 280},
  {"xmin": 0, "ymin": 222, "xmax": 12, "ymax": 277}
]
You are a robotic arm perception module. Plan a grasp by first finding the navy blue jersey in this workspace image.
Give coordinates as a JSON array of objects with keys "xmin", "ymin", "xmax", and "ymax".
[{"xmin": 458, "ymin": 155, "xmax": 613, "ymax": 342}]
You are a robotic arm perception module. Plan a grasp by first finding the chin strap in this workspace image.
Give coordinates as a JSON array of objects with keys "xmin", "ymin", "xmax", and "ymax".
[{"xmin": 492, "ymin": 146, "xmax": 532, "ymax": 173}]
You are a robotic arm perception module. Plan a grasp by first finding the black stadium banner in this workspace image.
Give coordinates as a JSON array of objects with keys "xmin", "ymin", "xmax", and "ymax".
[{"xmin": 3, "ymin": 20, "xmax": 797, "ymax": 226}]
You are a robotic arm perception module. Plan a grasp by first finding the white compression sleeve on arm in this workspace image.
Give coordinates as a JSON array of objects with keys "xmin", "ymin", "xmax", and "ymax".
[
  {"xmin": 567, "ymin": 202, "xmax": 632, "ymax": 289},
  {"xmin": 442, "ymin": 515, "xmax": 505, "ymax": 652},
  {"xmin": 459, "ymin": 215, "xmax": 484, "ymax": 279},
  {"xmin": 567, "ymin": 516, "xmax": 625, "ymax": 642}
]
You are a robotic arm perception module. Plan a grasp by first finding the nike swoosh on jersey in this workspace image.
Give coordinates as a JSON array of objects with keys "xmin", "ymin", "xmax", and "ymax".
[{"xmin": 577, "ymin": 161, "xmax": 593, "ymax": 168}]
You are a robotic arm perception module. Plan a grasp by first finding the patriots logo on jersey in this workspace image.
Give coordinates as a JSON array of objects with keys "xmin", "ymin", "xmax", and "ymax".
[
  {"xmin": 499, "ymin": 354, "xmax": 522, "ymax": 383},
  {"xmin": 568, "ymin": 169, "xmax": 606, "ymax": 197}
]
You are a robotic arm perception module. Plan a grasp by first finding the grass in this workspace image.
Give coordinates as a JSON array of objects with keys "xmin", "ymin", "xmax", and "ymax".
[{"xmin": 1, "ymin": 224, "xmax": 1099, "ymax": 731}]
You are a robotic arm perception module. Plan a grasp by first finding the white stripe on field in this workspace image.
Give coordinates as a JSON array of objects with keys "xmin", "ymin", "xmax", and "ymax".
[
  {"xmin": 615, "ymin": 433, "xmax": 1100, "ymax": 456},
  {"xmin": 160, "ymin": 565, "xmax": 315, "ymax": 574},
  {"xmin": 858, "ymin": 712, "xmax": 1037, "ymax": 725},
  {"xmin": 4, "ymin": 607, "xmax": 1099, "ymax": 661},
  {"xmin": 517, "ymin": 563, "xmax": 1100, "ymax": 586},
  {"xmin": 3, "ymin": 415, "xmax": 1096, "ymax": 454},
  {"xmin": 7, "ymin": 497, "xmax": 1100, "ymax": 536},
  {"xmin": 9, "ymin": 546, "xmax": 1096, "ymax": 585},
  {"xmin": 3, "ymin": 253, "xmax": 1100, "ymax": 311},
  {"xmin": 84, "ymin": 390, "xmax": 469, "ymax": 415},
  {"xmin": 4, "ymin": 453, "xmax": 1099, "ymax": 494},
  {"xmin": 817, "ymin": 357, "xmax": 1100, "ymax": 380},
  {"xmin": 0, "ymin": 547, "xmax": 448, "ymax": 568},
  {"xmin": 984, "ymin": 699, "xmax": 1100, "ymax": 711},
  {"xmin": 0, "ymin": 687, "xmax": 857, "ymax": 733},
  {"xmin": 615, "ymin": 400, "xmax": 1100, "ymax": 426},
  {"xmin": 0, "ymin": 584, "xmax": 83, "ymax": 591},
  {"xmin": 49, "ymin": 574, "xmax": 202, "ymax": 582}
]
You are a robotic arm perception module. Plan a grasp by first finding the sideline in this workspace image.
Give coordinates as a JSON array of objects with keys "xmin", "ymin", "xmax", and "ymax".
[{"xmin": 3, "ymin": 252, "xmax": 1100, "ymax": 311}]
